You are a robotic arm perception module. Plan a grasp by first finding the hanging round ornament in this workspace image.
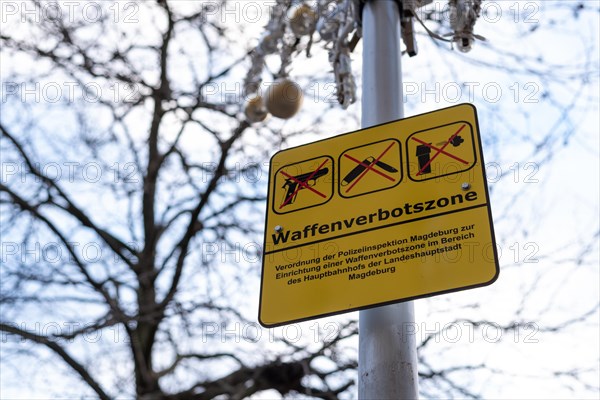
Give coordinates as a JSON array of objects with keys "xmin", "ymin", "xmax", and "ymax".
[{"xmin": 264, "ymin": 78, "xmax": 304, "ymax": 119}]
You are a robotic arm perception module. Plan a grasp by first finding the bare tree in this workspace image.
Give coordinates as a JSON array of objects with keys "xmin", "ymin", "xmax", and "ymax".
[
  {"xmin": 1, "ymin": 0, "xmax": 598, "ymax": 399},
  {"xmin": 0, "ymin": 1, "xmax": 358, "ymax": 398}
]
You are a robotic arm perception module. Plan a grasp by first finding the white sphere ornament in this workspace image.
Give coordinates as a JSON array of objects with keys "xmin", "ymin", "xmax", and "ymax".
[
  {"xmin": 264, "ymin": 79, "xmax": 303, "ymax": 120},
  {"xmin": 289, "ymin": 4, "xmax": 317, "ymax": 37},
  {"xmin": 244, "ymin": 95, "xmax": 269, "ymax": 123}
]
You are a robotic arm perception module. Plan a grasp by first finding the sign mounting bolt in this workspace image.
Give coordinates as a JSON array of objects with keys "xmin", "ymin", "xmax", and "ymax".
[
  {"xmin": 461, "ymin": 182, "xmax": 471, "ymax": 191},
  {"xmin": 274, "ymin": 225, "xmax": 283, "ymax": 232}
]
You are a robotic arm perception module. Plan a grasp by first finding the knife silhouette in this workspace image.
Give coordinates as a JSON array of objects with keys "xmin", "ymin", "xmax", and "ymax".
[{"xmin": 341, "ymin": 157, "xmax": 398, "ymax": 186}]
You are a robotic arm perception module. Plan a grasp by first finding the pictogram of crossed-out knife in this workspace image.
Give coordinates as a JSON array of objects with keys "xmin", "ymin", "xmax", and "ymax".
[{"xmin": 341, "ymin": 156, "xmax": 398, "ymax": 186}]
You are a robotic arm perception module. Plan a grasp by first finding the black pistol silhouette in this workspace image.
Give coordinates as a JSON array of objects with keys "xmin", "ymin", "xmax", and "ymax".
[{"xmin": 282, "ymin": 168, "xmax": 329, "ymax": 206}]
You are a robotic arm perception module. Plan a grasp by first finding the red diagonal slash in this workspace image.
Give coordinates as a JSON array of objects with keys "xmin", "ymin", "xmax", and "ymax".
[
  {"xmin": 345, "ymin": 141, "xmax": 396, "ymax": 193},
  {"xmin": 279, "ymin": 159, "xmax": 329, "ymax": 208},
  {"xmin": 413, "ymin": 124, "xmax": 468, "ymax": 176},
  {"xmin": 412, "ymin": 137, "xmax": 469, "ymax": 166},
  {"xmin": 343, "ymin": 154, "xmax": 395, "ymax": 182}
]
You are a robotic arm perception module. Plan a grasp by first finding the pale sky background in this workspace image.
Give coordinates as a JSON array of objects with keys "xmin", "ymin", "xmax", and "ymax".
[{"xmin": 0, "ymin": 1, "xmax": 599, "ymax": 399}]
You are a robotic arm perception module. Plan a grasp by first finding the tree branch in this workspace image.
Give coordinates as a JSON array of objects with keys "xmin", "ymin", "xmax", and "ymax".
[{"xmin": 0, "ymin": 323, "xmax": 112, "ymax": 400}]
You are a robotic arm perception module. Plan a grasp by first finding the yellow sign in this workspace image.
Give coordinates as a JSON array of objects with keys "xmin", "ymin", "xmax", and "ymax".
[{"xmin": 259, "ymin": 104, "xmax": 499, "ymax": 327}]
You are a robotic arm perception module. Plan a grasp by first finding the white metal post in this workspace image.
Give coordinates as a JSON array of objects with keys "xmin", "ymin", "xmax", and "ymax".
[{"xmin": 358, "ymin": 1, "xmax": 419, "ymax": 399}]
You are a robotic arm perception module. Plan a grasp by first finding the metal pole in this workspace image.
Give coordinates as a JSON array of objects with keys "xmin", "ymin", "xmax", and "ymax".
[{"xmin": 359, "ymin": 1, "xmax": 419, "ymax": 399}]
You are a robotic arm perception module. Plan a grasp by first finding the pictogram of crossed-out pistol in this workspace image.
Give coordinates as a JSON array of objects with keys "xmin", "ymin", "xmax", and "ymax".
[{"xmin": 281, "ymin": 168, "xmax": 329, "ymax": 206}]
